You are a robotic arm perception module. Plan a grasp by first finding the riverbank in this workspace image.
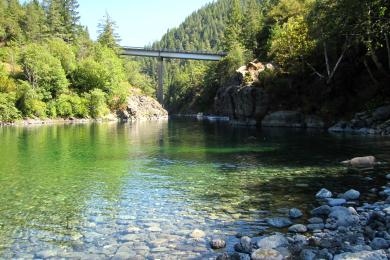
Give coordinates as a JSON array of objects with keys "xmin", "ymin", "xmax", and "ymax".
[{"xmin": 214, "ymin": 160, "xmax": 390, "ymax": 260}]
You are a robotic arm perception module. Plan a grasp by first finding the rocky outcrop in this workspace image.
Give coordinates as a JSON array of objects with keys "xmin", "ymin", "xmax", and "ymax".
[
  {"xmin": 329, "ymin": 105, "xmax": 390, "ymax": 135},
  {"xmin": 261, "ymin": 111, "xmax": 305, "ymax": 128},
  {"xmin": 117, "ymin": 95, "xmax": 168, "ymax": 121},
  {"xmin": 214, "ymin": 85, "xmax": 269, "ymax": 125},
  {"xmin": 236, "ymin": 60, "xmax": 275, "ymax": 85}
]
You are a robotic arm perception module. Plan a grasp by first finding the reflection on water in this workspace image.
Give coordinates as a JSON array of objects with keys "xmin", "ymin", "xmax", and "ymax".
[{"xmin": 0, "ymin": 120, "xmax": 389, "ymax": 259}]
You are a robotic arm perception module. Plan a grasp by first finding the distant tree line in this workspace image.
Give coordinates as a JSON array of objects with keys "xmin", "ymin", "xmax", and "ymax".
[{"xmin": 0, "ymin": 0, "xmax": 155, "ymax": 122}]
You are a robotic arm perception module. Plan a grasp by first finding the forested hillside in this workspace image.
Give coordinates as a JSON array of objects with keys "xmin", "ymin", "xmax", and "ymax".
[
  {"xmin": 0, "ymin": 0, "xmax": 155, "ymax": 122},
  {"xmin": 147, "ymin": 0, "xmax": 390, "ymax": 117}
]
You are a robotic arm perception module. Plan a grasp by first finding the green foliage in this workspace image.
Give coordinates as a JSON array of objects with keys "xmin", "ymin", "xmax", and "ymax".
[
  {"xmin": 55, "ymin": 92, "xmax": 88, "ymax": 118},
  {"xmin": 223, "ymin": 0, "xmax": 244, "ymax": 51},
  {"xmin": 124, "ymin": 60, "xmax": 155, "ymax": 96},
  {"xmin": 46, "ymin": 38, "xmax": 77, "ymax": 74},
  {"xmin": 21, "ymin": 43, "xmax": 69, "ymax": 100},
  {"xmin": 0, "ymin": 92, "xmax": 20, "ymax": 122},
  {"xmin": 16, "ymin": 81, "xmax": 47, "ymax": 118},
  {"xmin": 73, "ymin": 58, "xmax": 109, "ymax": 92},
  {"xmin": 97, "ymin": 12, "xmax": 120, "ymax": 51},
  {"xmin": 269, "ymin": 15, "xmax": 316, "ymax": 71},
  {"xmin": 85, "ymin": 88, "xmax": 109, "ymax": 118}
]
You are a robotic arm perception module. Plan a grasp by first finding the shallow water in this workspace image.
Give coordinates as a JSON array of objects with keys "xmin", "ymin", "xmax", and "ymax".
[{"xmin": 0, "ymin": 119, "xmax": 390, "ymax": 259}]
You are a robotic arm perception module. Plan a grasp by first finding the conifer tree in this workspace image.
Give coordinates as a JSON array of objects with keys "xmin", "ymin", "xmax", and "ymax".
[{"xmin": 97, "ymin": 12, "xmax": 120, "ymax": 51}]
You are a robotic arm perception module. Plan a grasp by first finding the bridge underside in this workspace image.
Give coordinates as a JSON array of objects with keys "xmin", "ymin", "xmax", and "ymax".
[{"xmin": 121, "ymin": 47, "xmax": 226, "ymax": 105}]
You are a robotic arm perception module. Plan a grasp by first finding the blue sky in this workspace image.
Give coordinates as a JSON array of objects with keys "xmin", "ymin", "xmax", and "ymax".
[{"xmin": 78, "ymin": 0, "xmax": 214, "ymax": 47}]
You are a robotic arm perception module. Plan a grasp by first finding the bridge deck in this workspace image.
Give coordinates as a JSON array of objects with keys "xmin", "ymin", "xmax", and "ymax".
[{"xmin": 121, "ymin": 47, "xmax": 226, "ymax": 61}]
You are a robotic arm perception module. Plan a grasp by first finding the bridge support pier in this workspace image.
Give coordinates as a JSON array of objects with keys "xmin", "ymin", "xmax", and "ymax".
[{"xmin": 157, "ymin": 57, "xmax": 164, "ymax": 105}]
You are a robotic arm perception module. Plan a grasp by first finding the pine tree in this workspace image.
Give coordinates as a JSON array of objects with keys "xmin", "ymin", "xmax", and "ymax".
[
  {"xmin": 242, "ymin": 0, "xmax": 262, "ymax": 53},
  {"xmin": 46, "ymin": 0, "xmax": 66, "ymax": 39},
  {"xmin": 222, "ymin": 0, "xmax": 244, "ymax": 51},
  {"xmin": 23, "ymin": 0, "xmax": 47, "ymax": 42},
  {"xmin": 62, "ymin": 0, "xmax": 80, "ymax": 42},
  {"xmin": 97, "ymin": 12, "xmax": 120, "ymax": 50}
]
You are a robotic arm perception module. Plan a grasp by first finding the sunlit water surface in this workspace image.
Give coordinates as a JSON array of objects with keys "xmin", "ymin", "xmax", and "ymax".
[{"xmin": 0, "ymin": 119, "xmax": 390, "ymax": 259}]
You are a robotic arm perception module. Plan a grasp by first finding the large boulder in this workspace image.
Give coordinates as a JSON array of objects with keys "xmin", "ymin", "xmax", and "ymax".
[
  {"xmin": 256, "ymin": 234, "xmax": 289, "ymax": 249},
  {"xmin": 328, "ymin": 206, "xmax": 359, "ymax": 227},
  {"xmin": 341, "ymin": 156, "xmax": 376, "ymax": 168},
  {"xmin": 236, "ymin": 60, "xmax": 275, "ymax": 85},
  {"xmin": 261, "ymin": 111, "xmax": 305, "ymax": 128},
  {"xmin": 333, "ymin": 250, "xmax": 388, "ymax": 260},
  {"xmin": 372, "ymin": 105, "xmax": 390, "ymax": 121},
  {"xmin": 117, "ymin": 95, "xmax": 168, "ymax": 121},
  {"xmin": 214, "ymin": 85, "xmax": 269, "ymax": 124}
]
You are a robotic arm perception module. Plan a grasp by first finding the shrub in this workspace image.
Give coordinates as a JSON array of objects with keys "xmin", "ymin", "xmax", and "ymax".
[
  {"xmin": 72, "ymin": 58, "xmax": 110, "ymax": 93},
  {"xmin": 107, "ymin": 81, "xmax": 131, "ymax": 110},
  {"xmin": 0, "ymin": 92, "xmax": 20, "ymax": 122},
  {"xmin": 46, "ymin": 38, "xmax": 77, "ymax": 75},
  {"xmin": 56, "ymin": 93, "xmax": 89, "ymax": 118},
  {"xmin": 20, "ymin": 43, "xmax": 69, "ymax": 100},
  {"xmin": 16, "ymin": 81, "xmax": 47, "ymax": 118},
  {"xmin": 85, "ymin": 88, "xmax": 109, "ymax": 118}
]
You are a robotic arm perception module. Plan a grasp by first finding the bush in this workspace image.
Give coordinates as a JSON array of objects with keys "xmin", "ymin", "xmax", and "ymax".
[
  {"xmin": 85, "ymin": 88, "xmax": 109, "ymax": 118},
  {"xmin": 0, "ymin": 92, "xmax": 20, "ymax": 122},
  {"xmin": 46, "ymin": 38, "xmax": 77, "ymax": 75},
  {"xmin": 72, "ymin": 58, "xmax": 110, "ymax": 93},
  {"xmin": 16, "ymin": 81, "xmax": 47, "ymax": 118},
  {"xmin": 56, "ymin": 93, "xmax": 89, "ymax": 118},
  {"xmin": 46, "ymin": 100, "xmax": 57, "ymax": 118},
  {"xmin": 107, "ymin": 81, "xmax": 131, "ymax": 110},
  {"xmin": 21, "ymin": 43, "xmax": 69, "ymax": 100}
]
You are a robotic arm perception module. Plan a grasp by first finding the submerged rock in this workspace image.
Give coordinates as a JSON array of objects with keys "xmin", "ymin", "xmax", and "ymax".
[
  {"xmin": 289, "ymin": 208, "xmax": 303, "ymax": 219},
  {"xmin": 234, "ymin": 236, "xmax": 252, "ymax": 254},
  {"xmin": 261, "ymin": 111, "xmax": 305, "ymax": 128},
  {"xmin": 267, "ymin": 217, "xmax": 293, "ymax": 228},
  {"xmin": 190, "ymin": 229, "xmax": 205, "ymax": 240},
  {"xmin": 333, "ymin": 250, "xmax": 388, "ymax": 260},
  {"xmin": 210, "ymin": 239, "xmax": 226, "ymax": 249},
  {"xmin": 288, "ymin": 224, "xmax": 307, "ymax": 233},
  {"xmin": 341, "ymin": 156, "xmax": 376, "ymax": 168},
  {"xmin": 311, "ymin": 205, "xmax": 331, "ymax": 216},
  {"xmin": 256, "ymin": 234, "xmax": 289, "ymax": 249},
  {"xmin": 251, "ymin": 248, "xmax": 283, "ymax": 260}
]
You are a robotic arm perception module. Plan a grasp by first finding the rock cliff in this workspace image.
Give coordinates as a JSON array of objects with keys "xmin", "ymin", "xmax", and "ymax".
[{"xmin": 117, "ymin": 95, "xmax": 168, "ymax": 121}]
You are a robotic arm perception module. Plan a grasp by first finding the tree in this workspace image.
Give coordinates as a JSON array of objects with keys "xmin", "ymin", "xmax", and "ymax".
[
  {"xmin": 241, "ymin": 0, "xmax": 263, "ymax": 54},
  {"xmin": 62, "ymin": 0, "xmax": 80, "ymax": 42},
  {"xmin": 97, "ymin": 12, "xmax": 120, "ymax": 51},
  {"xmin": 45, "ymin": 0, "xmax": 66, "ymax": 39},
  {"xmin": 269, "ymin": 15, "xmax": 316, "ymax": 72},
  {"xmin": 222, "ymin": 0, "xmax": 244, "ymax": 52},
  {"xmin": 22, "ymin": 0, "xmax": 47, "ymax": 42}
]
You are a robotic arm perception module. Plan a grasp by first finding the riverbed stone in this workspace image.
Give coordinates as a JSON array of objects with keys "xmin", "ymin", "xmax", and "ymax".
[
  {"xmin": 316, "ymin": 188, "xmax": 333, "ymax": 199},
  {"xmin": 267, "ymin": 217, "xmax": 292, "ymax": 228},
  {"xmin": 343, "ymin": 189, "xmax": 361, "ymax": 200},
  {"xmin": 35, "ymin": 249, "xmax": 57, "ymax": 259},
  {"xmin": 190, "ymin": 229, "xmax": 205, "ymax": 240},
  {"xmin": 311, "ymin": 205, "xmax": 331, "ymax": 216},
  {"xmin": 329, "ymin": 206, "xmax": 359, "ymax": 227},
  {"xmin": 251, "ymin": 248, "xmax": 283, "ymax": 260},
  {"xmin": 256, "ymin": 234, "xmax": 289, "ymax": 249},
  {"xmin": 370, "ymin": 238, "xmax": 389, "ymax": 250},
  {"xmin": 288, "ymin": 224, "xmax": 307, "ymax": 233},
  {"xmin": 327, "ymin": 198, "xmax": 347, "ymax": 206},
  {"xmin": 210, "ymin": 239, "xmax": 226, "ymax": 249},
  {"xmin": 300, "ymin": 249, "xmax": 317, "ymax": 260},
  {"xmin": 308, "ymin": 217, "xmax": 324, "ymax": 224},
  {"xmin": 234, "ymin": 236, "xmax": 252, "ymax": 253},
  {"xmin": 289, "ymin": 208, "xmax": 303, "ymax": 219},
  {"xmin": 307, "ymin": 223, "xmax": 325, "ymax": 231},
  {"xmin": 333, "ymin": 250, "xmax": 388, "ymax": 260}
]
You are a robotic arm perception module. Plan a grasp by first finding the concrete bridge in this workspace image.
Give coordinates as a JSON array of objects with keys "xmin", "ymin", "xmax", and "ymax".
[{"xmin": 121, "ymin": 47, "xmax": 227, "ymax": 105}]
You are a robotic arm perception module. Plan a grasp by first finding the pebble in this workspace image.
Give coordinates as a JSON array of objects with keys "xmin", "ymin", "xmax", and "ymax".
[
  {"xmin": 210, "ymin": 239, "xmax": 226, "ymax": 249},
  {"xmin": 343, "ymin": 189, "xmax": 361, "ymax": 200}
]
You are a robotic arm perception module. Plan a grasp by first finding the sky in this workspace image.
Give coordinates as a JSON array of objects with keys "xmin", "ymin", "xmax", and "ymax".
[{"xmin": 78, "ymin": 0, "xmax": 214, "ymax": 47}]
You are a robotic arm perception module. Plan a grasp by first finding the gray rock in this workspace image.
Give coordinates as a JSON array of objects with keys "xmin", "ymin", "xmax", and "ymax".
[
  {"xmin": 343, "ymin": 189, "xmax": 360, "ymax": 200},
  {"xmin": 333, "ymin": 250, "xmax": 388, "ymax": 260},
  {"xmin": 251, "ymin": 248, "xmax": 283, "ymax": 260},
  {"xmin": 308, "ymin": 217, "xmax": 324, "ymax": 224},
  {"xmin": 311, "ymin": 205, "xmax": 331, "ymax": 216},
  {"xmin": 256, "ymin": 234, "xmax": 289, "ymax": 249},
  {"xmin": 316, "ymin": 188, "xmax": 333, "ymax": 199},
  {"xmin": 267, "ymin": 217, "xmax": 292, "ymax": 228},
  {"xmin": 210, "ymin": 239, "xmax": 226, "ymax": 249},
  {"xmin": 300, "ymin": 249, "xmax": 317, "ymax": 260},
  {"xmin": 372, "ymin": 105, "xmax": 390, "ymax": 121},
  {"xmin": 288, "ymin": 224, "xmax": 307, "ymax": 233},
  {"xmin": 305, "ymin": 115, "xmax": 325, "ymax": 128},
  {"xmin": 386, "ymin": 173, "xmax": 390, "ymax": 180},
  {"xmin": 329, "ymin": 206, "xmax": 359, "ymax": 227},
  {"xmin": 261, "ymin": 111, "xmax": 305, "ymax": 128},
  {"xmin": 234, "ymin": 236, "xmax": 252, "ymax": 253},
  {"xmin": 230, "ymin": 252, "xmax": 251, "ymax": 260},
  {"xmin": 307, "ymin": 223, "xmax": 325, "ymax": 231},
  {"xmin": 370, "ymin": 238, "xmax": 389, "ymax": 250},
  {"xmin": 35, "ymin": 250, "xmax": 57, "ymax": 259},
  {"xmin": 327, "ymin": 198, "xmax": 347, "ymax": 206},
  {"xmin": 341, "ymin": 156, "xmax": 376, "ymax": 168},
  {"xmin": 118, "ymin": 95, "xmax": 168, "ymax": 121},
  {"xmin": 289, "ymin": 208, "xmax": 303, "ymax": 219}
]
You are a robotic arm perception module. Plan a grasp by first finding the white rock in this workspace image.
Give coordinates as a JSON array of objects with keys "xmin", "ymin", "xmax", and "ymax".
[
  {"xmin": 316, "ymin": 188, "xmax": 333, "ymax": 199},
  {"xmin": 251, "ymin": 248, "xmax": 283, "ymax": 260}
]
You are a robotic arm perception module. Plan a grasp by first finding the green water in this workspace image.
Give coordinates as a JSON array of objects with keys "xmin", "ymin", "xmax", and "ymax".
[{"xmin": 0, "ymin": 119, "xmax": 389, "ymax": 259}]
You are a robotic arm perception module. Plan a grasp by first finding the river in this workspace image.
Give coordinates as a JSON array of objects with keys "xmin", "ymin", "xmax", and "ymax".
[{"xmin": 0, "ymin": 119, "xmax": 389, "ymax": 259}]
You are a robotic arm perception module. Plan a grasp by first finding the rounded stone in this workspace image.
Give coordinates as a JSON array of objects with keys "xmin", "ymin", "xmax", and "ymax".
[
  {"xmin": 327, "ymin": 198, "xmax": 347, "ymax": 206},
  {"xmin": 316, "ymin": 188, "xmax": 332, "ymax": 199},
  {"xmin": 386, "ymin": 173, "xmax": 390, "ymax": 180},
  {"xmin": 251, "ymin": 248, "xmax": 283, "ymax": 260},
  {"xmin": 289, "ymin": 208, "xmax": 303, "ymax": 219},
  {"xmin": 370, "ymin": 237, "xmax": 389, "ymax": 250},
  {"xmin": 343, "ymin": 189, "xmax": 360, "ymax": 200},
  {"xmin": 190, "ymin": 229, "xmax": 205, "ymax": 239},
  {"xmin": 288, "ymin": 224, "xmax": 307, "ymax": 233},
  {"xmin": 266, "ymin": 217, "xmax": 293, "ymax": 228},
  {"xmin": 210, "ymin": 239, "xmax": 226, "ymax": 249}
]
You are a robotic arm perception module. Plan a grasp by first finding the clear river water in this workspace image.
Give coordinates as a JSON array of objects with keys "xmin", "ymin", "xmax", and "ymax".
[{"xmin": 0, "ymin": 119, "xmax": 390, "ymax": 259}]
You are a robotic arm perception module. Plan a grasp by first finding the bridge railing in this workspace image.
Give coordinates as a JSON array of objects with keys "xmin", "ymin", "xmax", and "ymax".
[{"xmin": 121, "ymin": 46, "xmax": 227, "ymax": 57}]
